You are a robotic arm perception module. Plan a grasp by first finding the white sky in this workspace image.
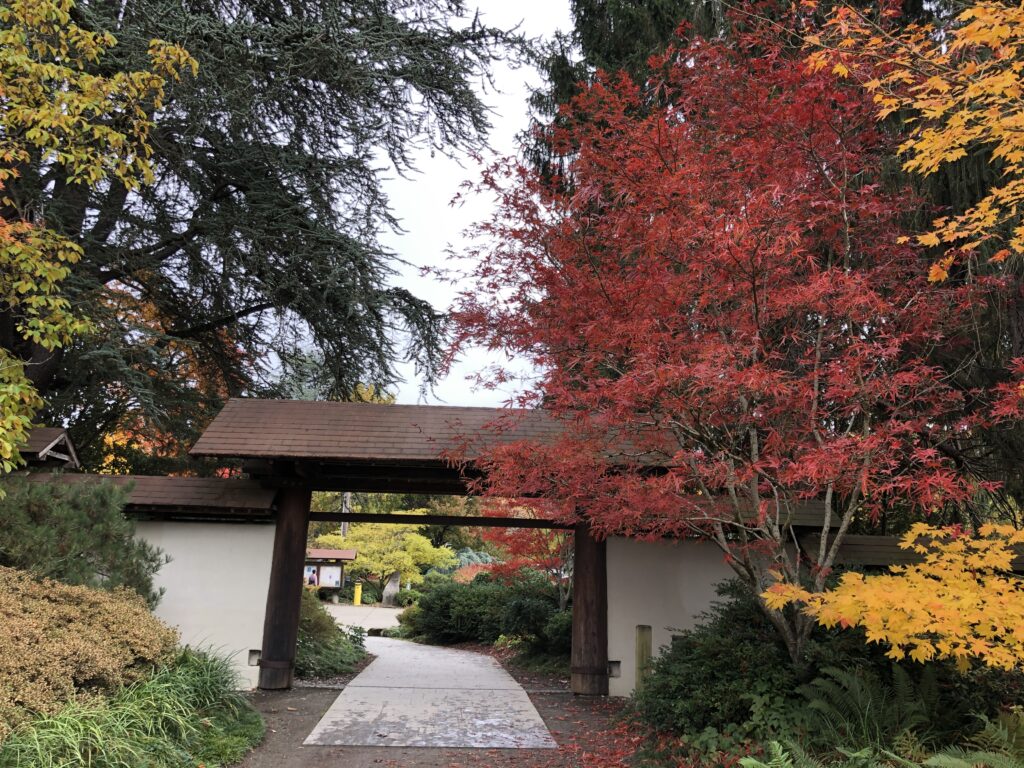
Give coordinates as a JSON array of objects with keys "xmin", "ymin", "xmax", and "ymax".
[{"xmin": 386, "ymin": 0, "xmax": 572, "ymax": 406}]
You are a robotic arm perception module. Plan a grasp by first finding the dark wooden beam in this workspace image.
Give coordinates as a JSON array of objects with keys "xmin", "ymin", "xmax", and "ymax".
[
  {"xmin": 309, "ymin": 511, "xmax": 573, "ymax": 530},
  {"xmin": 258, "ymin": 487, "xmax": 311, "ymax": 690},
  {"xmin": 571, "ymin": 522, "xmax": 608, "ymax": 696},
  {"xmin": 243, "ymin": 459, "xmax": 480, "ymax": 495}
]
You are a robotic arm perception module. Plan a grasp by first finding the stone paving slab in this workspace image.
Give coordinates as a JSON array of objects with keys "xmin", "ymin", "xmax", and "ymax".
[{"xmin": 303, "ymin": 637, "xmax": 557, "ymax": 749}]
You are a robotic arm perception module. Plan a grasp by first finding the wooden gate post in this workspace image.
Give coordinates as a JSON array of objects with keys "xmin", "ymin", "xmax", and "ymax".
[
  {"xmin": 571, "ymin": 522, "xmax": 608, "ymax": 695},
  {"xmin": 258, "ymin": 486, "xmax": 311, "ymax": 690}
]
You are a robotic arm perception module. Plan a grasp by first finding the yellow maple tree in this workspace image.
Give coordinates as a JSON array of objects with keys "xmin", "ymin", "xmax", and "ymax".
[
  {"xmin": 0, "ymin": 0, "xmax": 196, "ymax": 473},
  {"xmin": 764, "ymin": 523, "xmax": 1024, "ymax": 670},
  {"xmin": 806, "ymin": 2, "xmax": 1024, "ymax": 277}
]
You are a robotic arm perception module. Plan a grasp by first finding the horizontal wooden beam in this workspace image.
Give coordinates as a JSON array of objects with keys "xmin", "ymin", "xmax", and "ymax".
[{"xmin": 308, "ymin": 511, "xmax": 574, "ymax": 529}]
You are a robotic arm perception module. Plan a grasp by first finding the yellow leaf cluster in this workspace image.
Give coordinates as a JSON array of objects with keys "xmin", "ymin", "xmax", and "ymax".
[
  {"xmin": 806, "ymin": 2, "xmax": 1024, "ymax": 271},
  {"xmin": 0, "ymin": 0, "xmax": 195, "ymax": 478},
  {"xmin": 0, "ymin": 566, "xmax": 178, "ymax": 741},
  {"xmin": 764, "ymin": 524, "xmax": 1024, "ymax": 670}
]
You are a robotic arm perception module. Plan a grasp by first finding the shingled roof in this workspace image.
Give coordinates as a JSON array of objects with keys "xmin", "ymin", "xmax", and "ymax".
[
  {"xmin": 20, "ymin": 428, "xmax": 79, "ymax": 469},
  {"xmin": 306, "ymin": 547, "xmax": 357, "ymax": 561},
  {"xmin": 190, "ymin": 398, "xmax": 560, "ymax": 464},
  {"xmin": 25, "ymin": 473, "xmax": 275, "ymax": 521}
]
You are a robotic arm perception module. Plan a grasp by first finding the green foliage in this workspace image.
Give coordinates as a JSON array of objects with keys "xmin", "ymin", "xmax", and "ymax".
[
  {"xmin": 401, "ymin": 569, "xmax": 568, "ymax": 655},
  {"xmin": 925, "ymin": 709, "xmax": 1024, "ymax": 768},
  {"xmin": 294, "ymin": 589, "xmax": 366, "ymax": 678},
  {"xmin": 799, "ymin": 666, "xmax": 949, "ymax": 751},
  {"xmin": 413, "ymin": 577, "xmax": 509, "ymax": 644},
  {"xmin": 738, "ymin": 713, "xmax": 1024, "ymax": 768},
  {"xmin": 503, "ymin": 596, "xmax": 556, "ymax": 648},
  {"xmin": 632, "ymin": 579, "xmax": 1018, "ymax": 759},
  {"xmin": 318, "ymin": 519, "xmax": 456, "ymax": 589},
  {"xmin": 632, "ymin": 580, "xmax": 804, "ymax": 747},
  {"xmin": 394, "ymin": 588, "xmax": 422, "ymax": 607},
  {"xmin": 0, "ymin": 475, "xmax": 167, "ymax": 606},
  {"xmin": 543, "ymin": 609, "xmax": 573, "ymax": 655},
  {"xmin": 0, "ymin": 649, "xmax": 263, "ymax": 767}
]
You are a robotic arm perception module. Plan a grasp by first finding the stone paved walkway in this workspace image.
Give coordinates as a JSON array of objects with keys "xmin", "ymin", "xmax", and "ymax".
[
  {"xmin": 303, "ymin": 637, "xmax": 557, "ymax": 749},
  {"xmin": 324, "ymin": 603, "xmax": 403, "ymax": 630}
]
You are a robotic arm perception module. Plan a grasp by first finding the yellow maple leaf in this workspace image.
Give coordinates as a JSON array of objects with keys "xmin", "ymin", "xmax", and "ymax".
[{"xmin": 928, "ymin": 255, "xmax": 955, "ymax": 282}]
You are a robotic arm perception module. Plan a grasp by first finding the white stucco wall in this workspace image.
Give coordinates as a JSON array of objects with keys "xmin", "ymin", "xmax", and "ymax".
[
  {"xmin": 606, "ymin": 536, "xmax": 735, "ymax": 697},
  {"xmin": 135, "ymin": 521, "xmax": 276, "ymax": 688}
]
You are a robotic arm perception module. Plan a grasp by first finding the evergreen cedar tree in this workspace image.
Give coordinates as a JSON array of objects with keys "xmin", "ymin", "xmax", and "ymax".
[
  {"xmin": 454, "ymin": 18, "xmax": 1016, "ymax": 663},
  {"xmin": 8, "ymin": 0, "xmax": 518, "ymax": 472}
]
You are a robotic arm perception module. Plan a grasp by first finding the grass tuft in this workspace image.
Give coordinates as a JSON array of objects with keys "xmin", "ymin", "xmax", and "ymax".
[{"xmin": 0, "ymin": 649, "xmax": 264, "ymax": 768}]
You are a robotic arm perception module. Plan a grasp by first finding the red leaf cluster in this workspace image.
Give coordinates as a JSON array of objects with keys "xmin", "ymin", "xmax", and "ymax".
[{"xmin": 455, "ymin": 23, "xmax": 1002, "ymax": 544}]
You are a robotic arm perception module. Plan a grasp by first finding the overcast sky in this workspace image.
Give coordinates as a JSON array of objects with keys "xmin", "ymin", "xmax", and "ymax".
[{"xmin": 385, "ymin": 0, "xmax": 572, "ymax": 407}]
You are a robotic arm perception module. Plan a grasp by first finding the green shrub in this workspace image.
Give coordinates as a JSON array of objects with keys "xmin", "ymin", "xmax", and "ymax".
[
  {"xmin": 294, "ymin": 589, "xmax": 366, "ymax": 678},
  {"xmin": 502, "ymin": 596, "xmax": 555, "ymax": 645},
  {"xmin": 635, "ymin": 579, "xmax": 1021, "ymax": 761},
  {"xmin": 357, "ymin": 583, "xmax": 381, "ymax": 604},
  {"xmin": 632, "ymin": 580, "xmax": 802, "ymax": 746},
  {"xmin": 409, "ymin": 578, "xmax": 509, "ymax": 643},
  {"xmin": 0, "ymin": 566, "xmax": 178, "ymax": 741},
  {"xmin": 408, "ymin": 568, "xmax": 564, "ymax": 647},
  {"xmin": 0, "ymin": 650, "xmax": 264, "ymax": 767},
  {"xmin": 0, "ymin": 476, "xmax": 167, "ymax": 606},
  {"xmin": 395, "ymin": 588, "xmax": 421, "ymax": 607},
  {"xmin": 543, "ymin": 610, "xmax": 573, "ymax": 655}
]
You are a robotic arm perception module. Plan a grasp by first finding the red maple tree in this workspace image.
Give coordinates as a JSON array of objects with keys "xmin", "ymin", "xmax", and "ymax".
[
  {"xmin": 479, "ymin": 501, "xmax": 575, "ymax": 611},
  {"xmin": 455, "ymin": 22, "xmax": 1003, "ymax": 662}
]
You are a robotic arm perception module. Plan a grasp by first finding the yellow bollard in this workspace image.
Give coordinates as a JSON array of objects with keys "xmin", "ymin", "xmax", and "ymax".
[{"xmin": 353, "ymin": 582, "xmax": 362, "ymax": 605}]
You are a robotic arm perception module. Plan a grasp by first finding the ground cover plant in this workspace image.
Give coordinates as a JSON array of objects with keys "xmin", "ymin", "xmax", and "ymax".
[
  {"xmin": 294, "ymin": 588, "xmax": 367, "ymax": 679},
  {"xmin": 0, "ymin": 566, "xmax": 178, "ymax": 740}
]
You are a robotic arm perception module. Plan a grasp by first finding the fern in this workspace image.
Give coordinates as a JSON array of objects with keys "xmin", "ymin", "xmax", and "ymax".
[
  {"xmin": 924, "ymin": 749, "xmax": 1024, "ymax": 768},
  {"xmin": 799, "ymin": 666, "xmax": 937, "ymax": 751},
  {"xmin": 925, "ymin": 708, "xmax": 1024, "ymax": 768},
  {"xmin": 740, "ymin": 742, "xmax": 799, "ymax": 768}
]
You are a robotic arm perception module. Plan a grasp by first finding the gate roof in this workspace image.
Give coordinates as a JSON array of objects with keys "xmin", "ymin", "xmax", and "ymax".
[{"xmin": 190, "ymin": 398, "xmax": 558, "ymax": 464}]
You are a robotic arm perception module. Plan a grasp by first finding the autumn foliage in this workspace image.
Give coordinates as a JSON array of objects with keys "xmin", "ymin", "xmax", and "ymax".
[
  {"xmin": 456, "ymin": 16, "xmax": 1008, "ymax": 661},
  {"xmin": 807, "ymin": 1, "xmax": 1024, "ymax": 267},
  {"xmin": 766, "ymin": 523, "xmax": 1024, "ymax": 670}
]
